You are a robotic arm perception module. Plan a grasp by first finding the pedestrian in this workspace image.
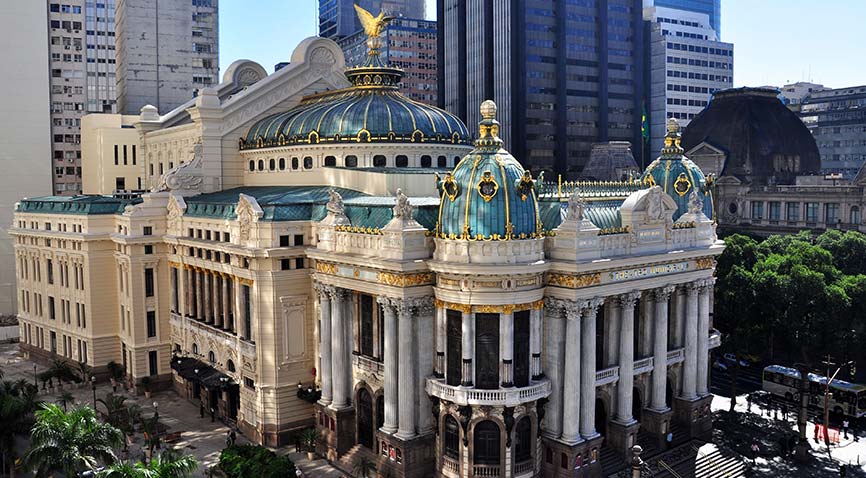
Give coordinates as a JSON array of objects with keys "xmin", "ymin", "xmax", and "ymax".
[
  {"xmin": 843, "ymin": 419, "xmax": 849, "ymax": 439},
  {"xmin": 210, "ymin": 407, "xmax": 215, "ymax": 423},
  {"xmin": 225, "ymin": 430, "xmax": 232, "ymax": 448},
  {"xmin": 782, "ymin": 404, "xmax": 788, "ymax": 421},
  {"xmin": 840, "ymin": 463, "xmax": 847, "ymax": 477},
  {"xmin": 199, "ymin": 402, "xmax": 204, "ymax": 418},
  {"xmin": 751, "ymin": 441, "xmax": 760, "ymax": 464},
  {"xmin": 747, "ymin": 393, "xmax": 752, "ymax": 413},
  {"xmin": 666, "ymin": 431, "xmax": 673, "ymax": 450},
  {"xmin": 230, "ymin": 429, "xmax": 237, "ymax": 445},
  {"xmin": 788, "ymin": 435, "xmax": 796, "ymax": 455},
  {"xmin": 295, "ymin": 434, "xmax": 302, "ymax": 453},
  {"xmin": 814, "ymin": 423, "xmax": 820, "ymax": 441}
]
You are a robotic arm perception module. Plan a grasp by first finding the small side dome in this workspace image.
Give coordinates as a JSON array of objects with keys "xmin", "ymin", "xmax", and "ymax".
[
  {"xmin": 435, "ymin": 101, "xmax": 542, "ymax": 240},
  {"xmin": 641, "ymin": 118, "xmax": 714, "ymax": 221}
]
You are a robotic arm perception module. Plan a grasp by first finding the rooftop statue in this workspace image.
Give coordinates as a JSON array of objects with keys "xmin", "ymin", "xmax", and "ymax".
[
  {"xmin": 566, "ymin": 189, "xmax": 587, "ymax": 222},
  {"xmin": 353, "ymin": 4, "xmax": 395, "ymax": 39},
  {"xmin": 326, "ymin": 189, "xmax": 345, "ymax": 216},
  {"xmin": 393, "ymin": 188, "xmax": 413, "ymax": 219}
]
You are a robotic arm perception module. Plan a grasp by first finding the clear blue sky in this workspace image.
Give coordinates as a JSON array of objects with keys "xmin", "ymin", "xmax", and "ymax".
[{"xmin": 219, "ymin": 0, "xmax": 865, "ymax": 89}]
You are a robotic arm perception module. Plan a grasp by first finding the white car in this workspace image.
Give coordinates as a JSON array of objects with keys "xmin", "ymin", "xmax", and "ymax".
[
  {"xmin": 723, "ymin": 353, "xmax": 750, "ymax": 368},
  {"xmin": 712, "ymin": 359, "xmax": 728, "ymax": 371}
]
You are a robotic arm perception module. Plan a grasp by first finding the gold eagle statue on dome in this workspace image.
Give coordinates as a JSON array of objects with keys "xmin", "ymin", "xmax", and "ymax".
[{"xmin": 353, "ymin": 3, "xmax": 395, "ymax": 38}]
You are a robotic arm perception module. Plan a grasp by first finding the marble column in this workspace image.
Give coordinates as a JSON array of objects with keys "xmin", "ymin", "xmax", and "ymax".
[
  {"xmin": 185, "ymin": 268, "xmax": 193, "ymax": 317},
  {"xmin": 331, "ymin": 288, "xmax": 349, "ymax": 409},
  {"xmin": 396, "ymin": 299, "xmax": 416, "ymax": 439},
  {"xmin": 561, "ymin": 300, "xmax": 583, "ymax": 444},
  {"xmin": 212, "ymin": 273, "xmax": 220, "ymax": 327},
  {"xmin": 543, "ymin": 299, "xmax": 565, "ymax": 438},
  {"xmin": 317, "ymin": 284, "xmax": 333, "ymax": 405},
  {"xmin": 651, "ymin": 286, "xmax": 675, "ymax": 410},
  {"xmin": 606, "ymin": 299, "xmax": 621, "ymax": 367},
  {"xmin": 697, "ymin": 280, "xmax": 712, "ymax": 396},
  {"xmin": 204, "ymin": 272, "xmax": 212, "ymax": 323},
  {"xmin": 226, "ymin": 280, "xmax": 234, "ymax": 332},
  {"xmin": 461, "ymin": 310, "xmax": 474, "ymax": 387},
  {"xmin": 682, "ymin": 282, "xmax": 700, "ymax": 400},
  {"xmin": 170, "ymin": 267, "xmax": 178, "ymax": 314},
  {"xmin": 378, "ymin": 296, "xmax": 398, "ymax": 433},
  {"xmin": 639, "ymin": 294, "xmax": 655, "ymax": 357},
  {"xmin": 501, "ymin": 311, "xmax": 514, "ymax": 387},
  {"xmin": 221, "ymin": 275, "xmax": 230, "ymax": 330},
  {"xmin": 434, "ymin": 307, "xmax": 445, "ymax": 378},
  {"xmin": 580, "ymin": 298, "xmax": 603, "ymax": 439},
  {"xmin": 415, "ymin": 299, "xmax": 436, "ymax": 434},
  {"xmin": 196, "ymin": 270, "xmax": 204, "ymax": 321},
  {"xmin": 673, "ymin": 287, "xmax": 686, "ymax": 348},
  {"xmin": 616, "ymin": 292, "xmax": 641, "ymax": 423},
  {"xmin": 530, "ymin": 307, "xmax": 543, "ymax": 380}
]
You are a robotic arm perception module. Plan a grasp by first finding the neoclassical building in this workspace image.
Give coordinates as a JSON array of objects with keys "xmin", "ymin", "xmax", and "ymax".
[{"xmin": 12, "ymin": 20, "xmax": 723, "ymax": 478}]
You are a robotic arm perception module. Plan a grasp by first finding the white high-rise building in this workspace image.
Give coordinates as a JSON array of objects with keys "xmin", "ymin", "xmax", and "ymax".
[{"xmin": 645, "ymin": 5, "xmax": 733, "ymax": 155}]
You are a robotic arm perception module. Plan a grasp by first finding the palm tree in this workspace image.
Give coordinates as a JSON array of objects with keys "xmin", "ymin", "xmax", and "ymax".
[
  {"xmin": 25, "ymin": 403, "xmax": 123, "ymax": 477},
  {"xmin": 0, "ymin": 381, "xmax": 39, "ymax": 477},
  {"xmin": 57, "ymin": 391, "xmax": 75, "ymax": 411},
  {"xmin": 98, "ymin": 448, "xmax": 198, "ymax": 478}
]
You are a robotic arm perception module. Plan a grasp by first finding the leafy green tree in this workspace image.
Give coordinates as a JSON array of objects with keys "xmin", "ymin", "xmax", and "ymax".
[
  {"xmin": 218, "ymin": 444, "xmax": 295, "ymax": 478},
  {"xmin": 25, "ymin": 403, "xmax": 123, "ymax": 477},
  {"xmin": 0, "ymin": 380, "xmax": 40, "ymax": 476},
  {"xmin": 98, "ymin": 448, "xmax": 198, "ymax": 478}
]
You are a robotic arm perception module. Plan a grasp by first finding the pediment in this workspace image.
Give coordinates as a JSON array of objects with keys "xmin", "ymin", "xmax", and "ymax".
[{"xmin": 686, "ymin": 141, "xmax": 726, "ymax": 157}]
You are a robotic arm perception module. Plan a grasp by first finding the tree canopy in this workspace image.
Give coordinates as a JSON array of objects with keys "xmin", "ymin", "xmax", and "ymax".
[{"xmin": 715, "ymin": 230, "xmax": 866, "ymax": 371}]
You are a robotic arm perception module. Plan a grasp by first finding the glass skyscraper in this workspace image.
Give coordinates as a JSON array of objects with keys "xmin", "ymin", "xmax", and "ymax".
[
  {"xmin": 319, "ymin": 0, "xmax": 425, "ymax": 40},
  {"xmin": 652, "ymin": 0, "xmax": 721, "ymax": 37},
  {"xmin": 438, "ymin": 0, "xmax": 647, "ymax": 177}
]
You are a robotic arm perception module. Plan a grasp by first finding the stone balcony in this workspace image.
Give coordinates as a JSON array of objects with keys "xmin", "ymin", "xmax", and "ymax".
[
  {"xmin": 170, "ymin": 312, "xmax": 256, "ymax": 360},
  {"xmin": 426, "ymin": 378, "xmax": 551, "ymax": 407}
]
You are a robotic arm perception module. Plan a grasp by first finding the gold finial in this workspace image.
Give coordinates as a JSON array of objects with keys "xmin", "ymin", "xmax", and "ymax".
[
  {"xmin": 666, "ymin": 117, "xmax": 680, "ymax": 135},
  {"xmin": 480, "ymin": 100, "xmax": 497, "ymax": 120},
  {"xmin": 353, "ymin": 3, "xmax": 395, "ymax": 55},
  {"xmin": 661, "ymin": 117, "xmax": 684, "ymax": 159}
]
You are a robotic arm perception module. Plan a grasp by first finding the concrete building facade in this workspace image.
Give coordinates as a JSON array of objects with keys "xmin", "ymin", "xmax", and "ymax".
[
  {"xmin": 777, "ymin": 81, "xmax": 826, "ymax": 107},
  {"xmin": 48, "ymin": 0, "xmax": 117, "ymax": 195},
  {"xmin": 437, "ymin": 0, "xmax": 647, "ymax": 178},
  {"xmin": 339, "ymin": 17, "xmax": 438, "ymax": 104},
  {"xmin": 115, "ymin": 0, "xmax": 219, "ymax": 115},
  {"xmin": 319, "ymin": 0, "xmax": 425, "ymax": 40},
  {"xmin": 645, "ymin": 5, "xmax": 732, "ymax": 156},
  {"xmin": 650, "ymin": 0, "xmax": 720, "ymax": 38},
  {"xmin": 0, "ymin": 1, "xmax": 54, "ymax": 317},
  {"xmin": 799, "ymin": 85, "xmax": 866, "ymax": 178}
]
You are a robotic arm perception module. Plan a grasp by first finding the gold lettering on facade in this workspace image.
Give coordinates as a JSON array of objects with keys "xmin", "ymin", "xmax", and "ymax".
[
  {"xmin": 315, "ymin": 262, "xmax": 338, "ymax": 275},
  {"xmin": 376, "ymin": 271, "xmax": 434, "ymax": 287}
]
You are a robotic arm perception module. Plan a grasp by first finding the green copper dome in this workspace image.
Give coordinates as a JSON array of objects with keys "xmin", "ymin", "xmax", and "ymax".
[
  {"xmin": 641, "ymin": 119, "xmax": 714, "ymax": 221},
  {"xmin": 435, "ymin": 101, "xmax": 543, "ymax": 240},
  {"xmin": 240, "ymin": 42, "xmax": 469, "ymax": 150}
]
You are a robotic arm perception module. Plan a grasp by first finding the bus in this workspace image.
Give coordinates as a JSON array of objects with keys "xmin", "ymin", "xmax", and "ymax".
[{"xmin": 762, "ymin": 365, "xmax": 866, "ymax": 419}]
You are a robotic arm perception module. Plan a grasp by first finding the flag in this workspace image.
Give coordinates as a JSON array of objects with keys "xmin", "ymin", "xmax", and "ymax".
[{"xmin": 641, "ymin": 102, "xmax": 649, "ymax": 143}]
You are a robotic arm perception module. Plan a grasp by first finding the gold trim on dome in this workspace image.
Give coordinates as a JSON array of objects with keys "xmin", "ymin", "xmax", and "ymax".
[
  {"xmin": 443, "ymin": 173, "xmax": 459, "ymax": 201},
  {"xmin": 674, "ymin": 172, "xmax": 692, "ymax": 197},
  {"xmin": 376, "ymin": 271, "xmax": 434, "ymax": 287},
  {"xmin": 315, "ymin": 262, "xmax": 338, "ymax": 275},
  {"xmin": 548, "ymin": 272, "xmax": 602, "ymax": 289},
  {"xmin": 477, "ymin": 170, "xmax": 499, "ymax": 202},
  {"xmin": 644, "ymin": 173, "xmax": 656, "ymax": 188},
  {"xmin": 695, "ymin": 257, "xmax": 716, "ymax": 270}
]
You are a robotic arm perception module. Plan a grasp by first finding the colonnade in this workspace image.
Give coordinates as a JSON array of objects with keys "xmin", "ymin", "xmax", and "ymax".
[
  {"xmin": 543, "ymin": 278, "xmax": 714, "ymax": 445},
  {"xmin": 315, "ymin": 284, "xmax": 435, "ymax": 440},
  {"xmin": 171, "ymin": 264, "xmax": 252, "ymax": 340}
]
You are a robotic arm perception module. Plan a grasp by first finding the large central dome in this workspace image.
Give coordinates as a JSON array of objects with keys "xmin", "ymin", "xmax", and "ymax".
[
  {"xmin": 435, "ymin": 101, "xmax": 542, "ymax": 240},
  {"xmin": 241, "ymin": 39, "xmax": 469, "ymax": 150}
]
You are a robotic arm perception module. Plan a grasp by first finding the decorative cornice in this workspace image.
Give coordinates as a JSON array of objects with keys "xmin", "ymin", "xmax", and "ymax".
[
  {"xmin": 376, "ymin": 271, "xmax": 434, "ymax": 287},
  {"xmin": 694, "ymin": 257, "xmax": 716, "ymax": 270},
  {"xmin": 547, "ymin": 272, "xmax": 602, "ymax": 289},
  {"xmin": 434, "ymin": 299, "xmax": 544, "ymax": 315},
  {"xmin": 315, "ymin": 261, "xmax": 338, "ymax": 275}
]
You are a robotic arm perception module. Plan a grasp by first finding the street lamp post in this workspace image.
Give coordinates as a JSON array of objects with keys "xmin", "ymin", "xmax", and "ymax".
[
  {"xmin": 33, "ymin": 363, "xmax": 37, "ymax": 388},
  {"xmin": 153, "ymin": 401, "xmax": 160, "ymax": 450},
  {"xmin": 91, "ymin": 376, "xmax": 97, "ymax": 409},
  {"xmin": 794, "ymin": 364, "xmax": 811, "ymax": 463},
  {"xmin": 821, "ymin": 356, "xmax": 854, "ymax": 454}
]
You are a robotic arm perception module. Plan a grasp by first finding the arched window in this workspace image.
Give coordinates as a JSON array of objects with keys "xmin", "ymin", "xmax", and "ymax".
[
  {"xmin": 324, "ymin": 156, "xmax": 336, "ymax": 167},
  {"xmin": 395, "ymin": 155, "xmax": 409, "ymax": 167},
  {"xmin": 303, "ymin": 156, "xmax": 313, "ymax": 169},
  {"xmin": 269, "ymin": 158, "xmax": 276, "ymax": 171},
  {"xmin": 192, "ymin": 343, "xmax": 198, "ymax": 355},
  {"xmin": 345, "ymin": 155, "xmax": 358, "ymax": 167},
  {"xmin": 257, "ymin": 160, "xmax": 264, "ymax": 171},
  {"xmin": 292, "ymin": 158, "xmax": 299, "ymax": 170},
  {"xmin": 437, "ymin": 155, "xmax": 447, "ymax": 168},
  {"xmin": 851, "ymin": 206, "xmax": 861, "ymax": 225},
  {"xmin": 444, "ymin": 415, "xmax": 460, "ymax": 458},
  {"xmin": 514, "ymin": 417, "xmax": 532, "ymax": 463},
  {"xmin": 473, "ymin": 420, "xmax": 500, "ymax": 465},
  {"xmin": 248, "ymin": 160, "xmax": 255, "ymax": 172},
  {"xmin": 373, "ymin": 155, "xmax": 387, "ymax": 167},
  {"xmin": 420, "ymin": 155, "xmax": 432, "ymax": 167},
  {"xmin": 279, "ymin": 158, "xmax": 286, "ymax": 170},
  {"xmin": 454, "ymin": 156, "xmax": 461, "ymax": 166},
  {"xmin": 227, "ymin": 359, "xmax": 236, "ymax": 373},
  {"xmin": 208, "ymin": 351, "xmax": 215, "ymax": 364}
]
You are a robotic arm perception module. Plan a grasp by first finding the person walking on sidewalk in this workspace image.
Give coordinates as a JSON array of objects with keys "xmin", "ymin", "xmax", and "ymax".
[{"xmin": 842, "ymin": 419, "xmax": 849, "ymax": 439}]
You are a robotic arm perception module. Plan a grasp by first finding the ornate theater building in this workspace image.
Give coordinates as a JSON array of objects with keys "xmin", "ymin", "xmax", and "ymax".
[{"xmin": 11, "ymin": 13, "xmax": 723, "ymax": 477}]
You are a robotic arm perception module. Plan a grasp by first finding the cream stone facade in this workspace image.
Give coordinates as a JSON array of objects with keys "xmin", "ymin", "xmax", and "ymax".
[
  {"xmin": 81, "ymin": 113, "xmax": 141, "ymax": 194},
  {"xmin": 13, "ymin": 32, "xmax": 724, "ymax": 477}
]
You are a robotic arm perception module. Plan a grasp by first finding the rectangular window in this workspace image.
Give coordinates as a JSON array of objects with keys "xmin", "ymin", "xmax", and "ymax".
[
  {"xmin": 359, "ymin": 294, "xmax": 374, "ymax": 357},
  {"xmin": 279, "ymin": 235, "xmax": 290, "ymax": 247},
  {"xmin": 787, "ymin": 202, "xmax": 800, "ymax": 222},
  {"xmin": 146, "ymin": 311, "xmax": 156, "ymax": 338},
  {"xmin": 294, "ymin": 234, "xmax": 304, "ymax": 246},
  {"xmin": 144, "ymin": 268, "xmax": 154, "ymax": 297},
  {"xmin": 148, "ymin": 351, "xmax": 158, "ymax": 376},
  {"xmin": 295, "ymin": 258, "xmax": 305, "ymax": 269},
  {"xmin": 47, "ymin": 259, "xmax": 54, "ymax": 284},
  {"xmin": 751, "ymin": 202, "xmax": 764, "ymax": 220},
  {"xmin": 143, "ymin": 226, "xmax": 152, "ymax": 236},
  {"xmin": 114, "ymin": 144, "xmax": 118, "ymax": 165},
  {"xmin": 280, "ymin": 259, "xmax": 291, "ymax": 270},
  {"xmin": 49, "ymin": 296, "xmax": 56, "ymax": 320},
  {"xmin": 244, "ymin": 377, "xmax": 255, "ymax": 389},
  {"xmin": 805, "ymin": 202, "xmax": 819, "ymax": 223},
  {"xmin": 144, "ymin": 245, "xmax": 153, "ymax": 255},
  {"xmin": 769, "ymin": 202, "xmax": 781, "ymax": 221},
  {"xmin": 825, "ymin": 203, "xmax": 839, "ymax": 224},
  {"xmin": 446, "ymin": 310, "xmax": 463, "ymax": 386}
]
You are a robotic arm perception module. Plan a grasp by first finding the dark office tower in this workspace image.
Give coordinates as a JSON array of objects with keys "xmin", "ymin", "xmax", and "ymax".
[
  {"xmin": 652, "ymin": 0, "xmax": 721, "ymax": 38},
  {"xmin": 438, "ymin": 0, "xmax": 647, "ymax": 177},
  {"xmin": 319, "ymin": 0, "xmax": 425, "ymax": 40}
]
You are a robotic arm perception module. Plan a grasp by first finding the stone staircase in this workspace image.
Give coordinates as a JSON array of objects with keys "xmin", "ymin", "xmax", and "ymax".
[
  {"xmin": 653, "ymin": 443, "xmax": 746, "ymax": 478},
  {"xmin": 338, "ymin": 443, "xmax": 379, "ymax": 477}
]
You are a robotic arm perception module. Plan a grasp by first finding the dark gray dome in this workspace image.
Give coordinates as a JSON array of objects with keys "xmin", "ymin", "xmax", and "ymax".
[{"xmin": 681, "ymin": 87, "xmax": 820, "ymax": 181}]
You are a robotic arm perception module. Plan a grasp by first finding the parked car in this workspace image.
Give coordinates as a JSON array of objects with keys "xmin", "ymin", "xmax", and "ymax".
[
  {"xmin": 723, "ymin": 353, "xmax": 750, "ymax": 368},
  {"xmin": 712, "ymin": 359, "xmax": 728, "ymax": 371}
]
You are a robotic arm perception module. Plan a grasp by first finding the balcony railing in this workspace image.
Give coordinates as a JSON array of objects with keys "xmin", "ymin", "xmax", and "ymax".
[
  {"xmin": 633, "ymin": 357, "xmax": 654, "ymax": 375},
  {"xmin": 514, "ymin": 459, "xmax": 534, "ymax": 476},
  {"xmin": 667, "ymin": 348, "xmax": 685, "ymax": 365},
  {"xmin": 352, "ymin": 354, "xmax": 384, "ymax": 377},
  {"xmin": 595, "ymin": 366, "xmax": 620, "ymax": 386},
  {"xmin": 442, "ymin": 456, "xmax": 459, "ymax": 477},
  {"xmin": 472, "ymin": 464, "xmax": 500, "ymax": 477},
  {"xmin": 426, "ymin": 378, "xmax": 551, "ymax": 407}
]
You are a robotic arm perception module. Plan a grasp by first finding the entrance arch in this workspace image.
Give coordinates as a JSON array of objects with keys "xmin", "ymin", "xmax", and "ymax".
[
  {"xmin": 595, "ymin": 398, "xmax": 608, "ymax": 438},
  {"xmin": 357, "ymin": 388, "xmax": 374, "ymax": 449}
]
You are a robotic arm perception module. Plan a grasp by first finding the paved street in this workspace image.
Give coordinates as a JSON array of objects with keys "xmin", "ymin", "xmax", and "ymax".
[{"xmin": 0, "ymin": 343, "xmax": 345, "ymax": 478}]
